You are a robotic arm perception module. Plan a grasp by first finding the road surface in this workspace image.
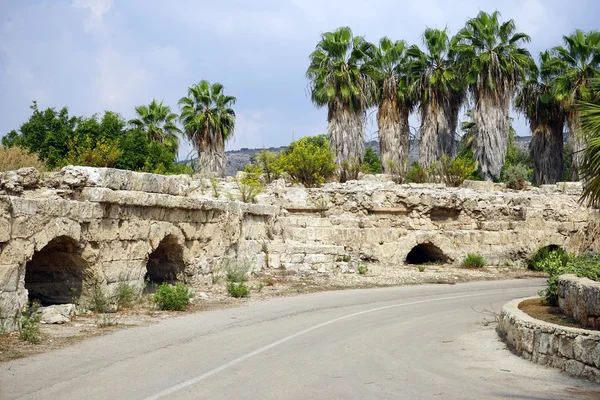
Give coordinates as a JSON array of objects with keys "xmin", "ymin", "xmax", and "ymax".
[{"xmin": 1, "ymin": 279, "xmax": 599, "ymax": 399}]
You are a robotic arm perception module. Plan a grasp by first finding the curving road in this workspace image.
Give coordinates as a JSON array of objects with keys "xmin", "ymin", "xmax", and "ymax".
[{"xmin": 1, "ymin": 279, "xmax": 599, "ymax": 400}]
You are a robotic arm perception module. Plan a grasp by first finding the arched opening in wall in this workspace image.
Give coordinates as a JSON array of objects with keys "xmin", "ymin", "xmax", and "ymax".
[
  {"xmin": 25, "ymin": 236, "xmax": 88, "ymax": 306},
  {"xmin": 406, "ymin": 243, "xmax": 448, "ymax": 265},
  {"xmin": 145, "ymin": 235, "xmax": 185, "ymax": 291}
]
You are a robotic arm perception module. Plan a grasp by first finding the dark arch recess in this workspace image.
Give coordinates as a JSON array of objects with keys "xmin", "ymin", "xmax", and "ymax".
[
  {"xmin": 25, "ymin": 236, "xmax": 88, "ymax": 306},
  {"xmin": 406, "ymin": 243, "xmax": 448, "ymax": 265},
  {"xmin": 145, "ymin": 235, "xmax": 185, "ymax": 287}
]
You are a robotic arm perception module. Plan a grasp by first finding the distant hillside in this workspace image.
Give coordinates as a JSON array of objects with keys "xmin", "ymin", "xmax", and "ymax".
[{"xmin": 189, "ymin": 136, "xmax": 532, "ymax": 176}]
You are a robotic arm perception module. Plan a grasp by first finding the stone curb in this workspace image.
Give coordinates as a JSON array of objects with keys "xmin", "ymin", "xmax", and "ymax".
[{"xmin": 498, "ymin": 296, "xmax": 600, "ymax": 383}]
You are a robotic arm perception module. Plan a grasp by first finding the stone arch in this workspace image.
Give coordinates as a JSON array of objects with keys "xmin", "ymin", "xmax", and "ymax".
[
  {"xmin": 24, "ymin": 235, "xmax": 88, "ymax": 306},
  {"xmin": 406, "ymin": 242, "xmax": 448, "ymax": 265},
  {"xmin": 145, "ymin": 234, "xmax": 185, "ymax": 287}
]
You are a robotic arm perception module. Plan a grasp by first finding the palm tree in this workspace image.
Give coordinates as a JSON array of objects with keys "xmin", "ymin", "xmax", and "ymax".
[
  {"xmin": 455, "ymin": 11, "xmax": 535, "ymax": 180},
  {"xmin": 178, "ymin": 80, "xmax": 236, "ymax": 176},
  {"xmin": 129, "ymin": 99, "xmax": 182, "ymax": 153},
  {"xmin": 579, "ymin": 78, "xmax": 600, "ymax": 207},
  {"xmin": 307, "ymin": 26, "xmax": 377, "ymax": 172},
  {"xmin": 368, "ymin": 37, "xmax": 414, "ymax": 173},
  {"xmin": 408, "ymin": 28, "xmax": 464, "ymax": 168},
  {"xmin": 548, "ymin": 30, "xmax": 600, "ymax": 181},
  {"xmin": 515, "ymin": 52, "xmax": 565, "ymax": 184}
]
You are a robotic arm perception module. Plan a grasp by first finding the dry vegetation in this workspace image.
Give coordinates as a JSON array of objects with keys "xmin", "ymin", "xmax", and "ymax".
[{"xmin": 0, "ymin": 146, "xmax": 46, "ymax": 172}]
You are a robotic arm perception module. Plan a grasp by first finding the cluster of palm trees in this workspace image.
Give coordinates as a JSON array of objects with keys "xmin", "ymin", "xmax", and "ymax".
[
  {"xmin": 307, "ymin": 11, "xmax": 600, "ymax": 183},
  {"xmin": 130, "ymin": 80, "xmax": 237, "ymax": 176}
]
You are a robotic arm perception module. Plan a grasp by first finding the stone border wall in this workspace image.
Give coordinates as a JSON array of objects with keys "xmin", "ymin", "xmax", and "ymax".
[
  {"xmin": 559, "ymin": 275, "xmax": 600, "ymax": 329},
  {"xmin": 498, "ymin": 297, "xmax": 600, "ymax": 383}
]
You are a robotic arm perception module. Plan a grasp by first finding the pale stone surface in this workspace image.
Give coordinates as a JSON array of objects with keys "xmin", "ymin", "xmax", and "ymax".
[
  {"xmin": 37, "ymin": 304, "xmax": 75, "ymax": 324},
  {"xmin": 559, "ymin": 275, "xmax": 600, "ymax": 329},
  {"xmin": 0, "ymin": 167, "xmax": 597, "ymax": 332},
  {"xmin": 498, "ymin": 297, "xmax": 600, "ymax": 383}
]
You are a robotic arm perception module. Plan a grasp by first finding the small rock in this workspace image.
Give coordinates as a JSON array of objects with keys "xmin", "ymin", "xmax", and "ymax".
[{"xmin": 198, "ymin": 292, "xmax": 209, "ymax": 300}]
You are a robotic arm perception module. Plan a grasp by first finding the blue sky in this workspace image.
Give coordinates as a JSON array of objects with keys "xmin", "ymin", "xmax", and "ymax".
[{"xmin": 1, "ymin": 0, "xmax": 599, "ymax": 160}]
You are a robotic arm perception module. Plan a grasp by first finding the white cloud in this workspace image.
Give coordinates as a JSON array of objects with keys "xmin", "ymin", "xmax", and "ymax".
[
  {"xmin": 73, "ymin": 0, "xmax": 113, "ymax": 31},
  {"xmin": 227, "ymin": 111, "xmax": 265, "ymax": 151}
]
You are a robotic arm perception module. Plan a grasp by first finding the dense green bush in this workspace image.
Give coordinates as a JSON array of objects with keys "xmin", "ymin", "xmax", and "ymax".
[
  {"xmin": 441, "ymin": 155, "xmax": 477, "ymax": 187},
  {"xmin": 406, "ymin": 162, "xmax": 428, "ymax": 183},
  {"xmin": 153, "ymin": 283, "xmax": 193, "ymax": 311},
  {"xmin": 253, "ymin": 150, "xmax": 282, "ymax": 183},
  {"xmin": 279, "ymin": 135, "xmax": 336, "ymax": 187},
  {"xmin": 527, "ymin": 246, "xmax": 568, "ymax": 271},
  {"xmin": 227, "ymin": 281, "xmax": 251, "ymax": 298},
  {"xmin": 357, "ymin": 264, "xmax": 369, "ymax": 275},
  {"xmin": 537, "ymin": 252, "xmax": 600, "ymax": 305},
  {"xmin": 462, "ymin": 253, "xmax": 486, "ymax": 268},
  {"xmin": 363, "ymin": 148, "xmax": 381, "ymax": 174},
  {"xmin": 503, "ymin": 164, "xmax": 530, "ymax": 190}
]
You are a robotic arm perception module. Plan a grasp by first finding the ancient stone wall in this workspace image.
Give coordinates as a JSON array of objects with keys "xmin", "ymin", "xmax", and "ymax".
[
  {"xmin": 0, "ymin": 166, "xmax": 596, "ymax": 331},
  {"xmin": 498, "ymin": 297, "xmax": 600, "ymax": 383},
  {"xmin": 559, "ymin": 275, "xmax": 600, "ymax": 329}
]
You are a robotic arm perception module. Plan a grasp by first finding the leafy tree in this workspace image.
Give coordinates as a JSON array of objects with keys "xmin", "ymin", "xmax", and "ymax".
[
  {"xmin": 515, "ymin": 51, "xmax": 565, "ymax": 184},
  {"xmin": 367, "ymin": 37, "xmax": 413, "ymax": 173},
  {"xmin": 307, "ymin": 27, "xmax": 376, "ymax": 172},
  {"xmin": 129, "ymin": 99, "xmax": 182, "ymax": 153},
  {"xmin": 2, "ymin": 102, "xmax": 79, "ymax": 169},
  {"xmin": 548, "ymin": 30, "xmax": 600, "ymax": 180},
  {"xmin": 408, "ymin": 28, "xmax": 464, "ymax": 167},
  {"xmin": 455, "ymin": 11, "xmax": 535, "ymax": 180},
  {"xmin": 179, "ymin": 80, "xmax": 236, "ymax": 176}
]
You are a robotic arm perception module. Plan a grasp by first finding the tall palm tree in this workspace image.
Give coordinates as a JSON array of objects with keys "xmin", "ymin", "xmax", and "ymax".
[
  {"xmin": 455, "ymin": 11, "xmax": 535, "ymax": 180},
  {"xmin": 579, "ymin": 78, "xmax": 600, "ymax": 207},
  {"xmin": 178, "ymin": 80, "xmax": 236, "ymax": 176},
  {"xmin": 515, "ymin": 52, "xmax": 565, "ymax": 184},
  {"xmin": 368, "ymin": 37, "xmax": 414, "ymax": 172},
  {"xmin": 307, "ymin": 26, "xmax": 377, "ymax": 172},
  {"xmin": 129, "ymin": 99, "xmax": 182, "ymax": 153},
  {"xmin": 548, "ymin": 30, "xmax": 600, "ymax": 181},
  {"xmin": 408, "ymin": 28, "xmax": 464, "ymax": 167}
]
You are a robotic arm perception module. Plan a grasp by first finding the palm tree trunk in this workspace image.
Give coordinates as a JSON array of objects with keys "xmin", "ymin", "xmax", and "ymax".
[
  {"xmin": 378, "ymin": 98, "xmax": 409, "ymax": 173},
  {"xmin": 196, "ymin": 129, "xmax": 226, "ymax": 176},
  {"xmin": 530, "ymin": 122, "xmax": 563, "ymax": 185},
  {"xmin": 473, "ymin": 94, "xmax": 511, "ymax": 181},
  {"xmin": 568, "ymin": 113, "xmax": 583, "ymax": 181},
  {"xmin": 328, "ymin": 105, "xmax": 365, "ymax": 170},
  {"xmin": 419, "ymin": 98, "xmax": 458, "ymax": 168}
]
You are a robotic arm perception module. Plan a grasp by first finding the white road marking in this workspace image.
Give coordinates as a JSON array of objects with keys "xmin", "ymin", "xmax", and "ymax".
[{"xmin": 144, "ymin": 287, "xmax": 535, "ymax": 400}]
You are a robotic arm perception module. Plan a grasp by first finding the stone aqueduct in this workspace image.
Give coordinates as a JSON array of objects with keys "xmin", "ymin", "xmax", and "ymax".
[{"xmin": 0, "ymin": 166, "xmax": 596, "ymax": 331}]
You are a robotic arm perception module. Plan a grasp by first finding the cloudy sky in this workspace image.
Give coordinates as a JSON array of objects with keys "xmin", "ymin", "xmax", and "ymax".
[{"xmin": 1, "ymin": 0, "xmax": 598, "ymax": 160}]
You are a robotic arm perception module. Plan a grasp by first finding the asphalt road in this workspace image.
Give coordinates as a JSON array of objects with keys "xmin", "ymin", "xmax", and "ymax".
[{"xmin": 2, "ymin": 279, "xmax": 599, "ymax": 400}]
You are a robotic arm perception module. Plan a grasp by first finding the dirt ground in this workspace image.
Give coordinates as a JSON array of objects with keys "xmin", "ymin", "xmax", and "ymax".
[
  {"xmin": 1, "ymin": 264, "xmax": 545, "ymax": 362},
  {"xmin": 518, "ymin": 297, "xmax": 600, "ymax": 331}
]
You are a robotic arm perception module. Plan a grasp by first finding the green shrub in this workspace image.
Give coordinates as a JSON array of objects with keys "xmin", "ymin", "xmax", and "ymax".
[
  {"xmin": 19, "ymin": 302, "xmax": 41, "ymax": 344},
  {"xmin": 357, "ymin": 264, "xmax": 368, "ymax": 275},
  {"xmin": 503, "ymin": 164, "xmax": 529, "ymax": 190},
  {"xmin": 227, "ymin": 281, "xmax": 251, "ymax": 298},
  {"xmin": 441, "ymin": 155, "xmax": 477, "ymax": 187},
  {"xmin": 386, "ymin": 159, "xmax": 408, "ymax": 184},
  {"xmin": 153, "ymin": 283, "xmax": 193, "ymax": 311},
  {"xmin": 363, "ymin": 148, "xmax": 381, "ymax": 174},
  {"xmin": 279, "ymin": 135, "xmax": 336, "ymax": 187},
  {"xmin": 116, "ymin": 282, "xmax": 138, "ymax": 309},
  {"xmin": 537, "ymin": 251, "xmax": 575, "ymax": 306},
  {"xmin": 406, "ymin": 162, "xmax": 428, "ymax": 183},
  {"xmin": 339, "ymin": 157, "xmax": 366, "ymax": 183},
  {"xmin": 237, "ymin": 165, "xmax": 264, "ymax": 203},
  {"xmin": 253, "ymin": 150, "xmax": 282, "ymax": 183},
  {"xmin": 462, "ymin": 253, "xmax": 486, "ymax": 268},
  {"xmin": 527, "ymin": 246, "xmax": 568, "ymax": 271},
  {"xmin": 88, "ymin": 284, "xmax": 109, "ymax": 313},
  {"xmin": 417, "ymin": 266, "xmax": 425, "ymax": 272}
]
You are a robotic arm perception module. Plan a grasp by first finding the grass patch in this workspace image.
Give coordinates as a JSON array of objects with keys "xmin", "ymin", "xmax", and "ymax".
[{"xmin": 462, "ymin": 253, "xmax": 486, "ymax": 268}]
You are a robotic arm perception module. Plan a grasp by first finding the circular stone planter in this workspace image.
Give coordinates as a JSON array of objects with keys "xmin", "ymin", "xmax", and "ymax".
[{"xmin": 497, "ymin": 297, "xmax": 600, "ymax": 383}]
